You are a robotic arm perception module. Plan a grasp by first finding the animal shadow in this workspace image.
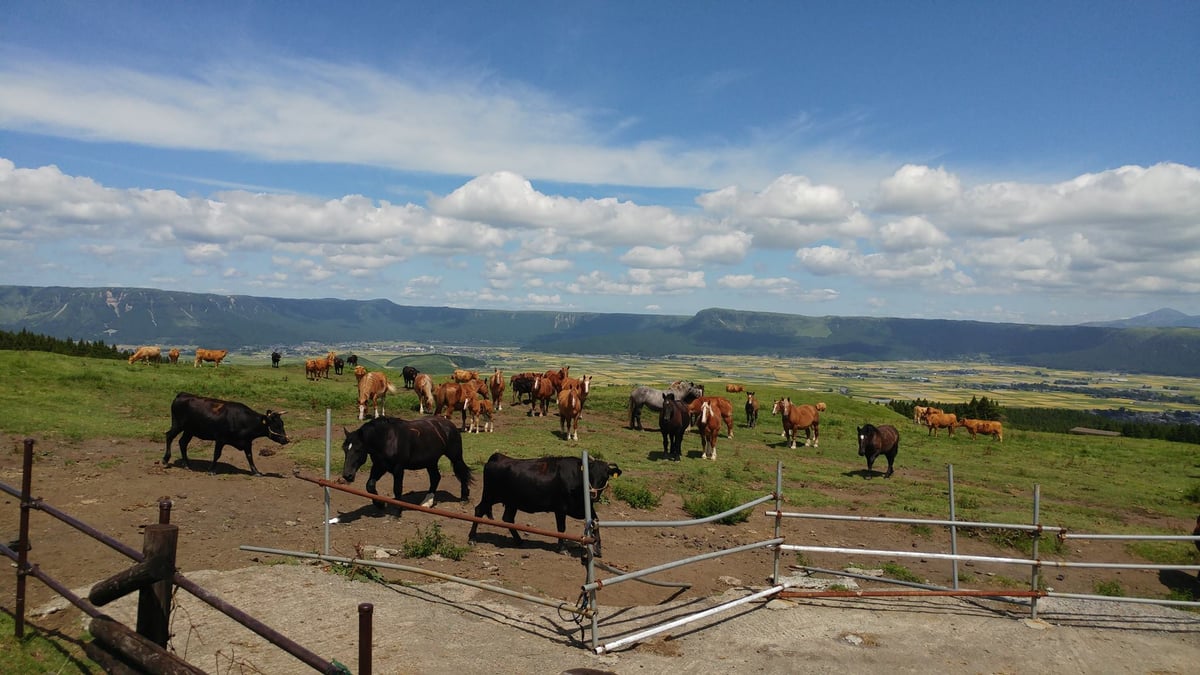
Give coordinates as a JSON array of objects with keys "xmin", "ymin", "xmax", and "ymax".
[
  {"xmin": 1157, "ymin": 569, "xmax": 1200, "ymax": 599},
  {"xmin": 335, "ymin": 489, "xmax": 466, "ymax": 521},
  {"xmin": 468, "ymin": 529, "xmax": 591, "ymax": 557},
  {"xmin": 845, "ymin": 469, "xmax": 890, "ymax": 480}
]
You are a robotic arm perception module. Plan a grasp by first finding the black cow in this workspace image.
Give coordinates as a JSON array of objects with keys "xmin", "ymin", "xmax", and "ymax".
[
  {"xmin": 468, "ymin": 453, "xmax": 622, "ymax": 553},
  {"xmin": 270, "ymin": 351, "xmax": 281, "ymax": 368},
  {"xmin": 163, "ymin": 392, "xmax": 289, "ymax": 475},
  {"xmin": 333, "ymin": 357, "xmax": 346, "ymax": 375},
  {"xmin": 402, "ymin": 365, "xmax": 419, "ymax": 389}
]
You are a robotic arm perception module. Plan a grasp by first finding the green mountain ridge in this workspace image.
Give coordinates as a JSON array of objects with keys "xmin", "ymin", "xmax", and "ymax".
[{"xmin": 2, "ymin": 285, "xmax": 1199, "ymax": 376}]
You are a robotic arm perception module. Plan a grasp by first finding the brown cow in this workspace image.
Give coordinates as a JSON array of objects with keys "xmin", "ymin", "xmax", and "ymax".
[
  {"xmin": 128, "ymin": 346, "xmax": 161, "ymax": 365},
  {"xmin": 529, "ymin": 375, "xmax": 557, "ymax": 417},
  {"xmin": 687, "ymin": 395, "xmax": 735, "ymax": 439},
  {"xmin": 913, "ymin": 405, "xmax": 943, "ymax": 425},
  {"xmin": 557, "ymin": 387, "xmax": 584, "ymax": 441},
  {"xmin": 194, "ymin": 348, "xmax": 228, "ymax": 367},
  {"xmin": 697, "ymin": 400, "xmax": 722, "ymax": 460},
  {"xmin": 922, "ymin": 411, "xmax": 958, "ymax": 437},
  {"xmin": 413, "ymin": 373, "xmax": 435, "ymax": 414},
  {"xmin": 167, "ymin": 348, "xmax": 180, "ymax": 365},
  {"xmin": 771, "ymin": 398, "xmax": 824, "ymax": 449},
  {"xmin": 487, "ymin": 369, "xmax": 505, "ymax": 411},
  {"xmin": 468, "ymin": 398, "xmax": 495, "ymax": 433},
  {"xmin": 958, "ymin": 418, "xmax": 1003, "ymax": 441},
  {"xmin": 356, "ymin": 370, "xmax": 398, "ymax": 421},
  {"xmin": 453, "ymin": 368, "xmax": 480, "ymax": 384},
  {"xmin": 725, "ymin": 383, "xmax": 744, "ymax": 393}
]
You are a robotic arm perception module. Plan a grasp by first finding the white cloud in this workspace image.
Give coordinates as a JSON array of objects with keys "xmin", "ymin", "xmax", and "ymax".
[
  {"xmin": 877, "ymin": 164, "xmax": 961, "ymax": 213},
  {"xmin": 877, "ymin": 216, "xmax": 949, "ymax": 251}
]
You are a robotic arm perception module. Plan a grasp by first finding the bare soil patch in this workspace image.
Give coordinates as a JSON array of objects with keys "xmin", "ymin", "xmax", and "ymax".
[{"xmin": 4, "ymin": 428, "xmax": 1200, "ymax": 673}]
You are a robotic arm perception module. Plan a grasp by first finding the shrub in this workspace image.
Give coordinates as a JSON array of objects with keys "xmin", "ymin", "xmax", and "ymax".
[
  {"xmin": 1095, "ymin": 580, "xmax": 1125, "ymax": 597},
  {"xmin": 682, "ymin": 490, "xmax": 750, "ymax": 524},
  {"xmin": 613, "ymin": 481, "xmax": 660, "ymax": 510},
  {"xmin": 881, "ymin": 562, "xmax": 923, "ymax": 584},
  {"xmin": 402, "ymin": 522, "xmax": 468, "ymax": 561}
]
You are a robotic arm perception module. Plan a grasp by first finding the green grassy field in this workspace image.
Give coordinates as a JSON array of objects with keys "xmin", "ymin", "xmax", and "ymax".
[{"xmin": 3, "ymin": 348, "xmax": 1200, "ymax": 670}]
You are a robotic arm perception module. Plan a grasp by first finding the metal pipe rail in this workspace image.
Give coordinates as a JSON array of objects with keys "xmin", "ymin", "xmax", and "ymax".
[
  {"xmin": 240, "ymin": 545, "xmax": 594, "ymax": 617},
  {"xmin": 295, "ymin": 473, "xmax": 595, "ymax": 545},
  {"xmin": 780, "ymin": 543, "xmax": 1200, "ymax": 571},
  {"xmin": 595, "ymin": 585, "xmax": 784, "ymax": 655},
  {"xmin": 583, "ymin": 538, "xmax": 783, "ymax": 592},
  {"xmin": 767, "ymin": 509, "xmax": 1068, "ymax": 534},
  {"xmin": 600, "ymin": 494, "xmax": 776, "ymax": 528}
]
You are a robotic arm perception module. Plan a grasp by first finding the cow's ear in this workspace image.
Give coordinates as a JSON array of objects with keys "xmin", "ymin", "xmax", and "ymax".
[{"xmin": 609, "ymin": 464, "xmax": 622, "ymax": 476}]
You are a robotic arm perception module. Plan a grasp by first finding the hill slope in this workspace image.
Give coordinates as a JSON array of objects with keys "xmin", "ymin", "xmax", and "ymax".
[{"xmin": 3, "ymin": 285, "xmax": 1200, "ymax": 376}]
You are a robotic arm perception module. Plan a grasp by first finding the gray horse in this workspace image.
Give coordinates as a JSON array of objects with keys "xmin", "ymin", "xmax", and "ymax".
[{"xmin": 628, "ymin": 380, "xmax": 705, "ymax": 430}]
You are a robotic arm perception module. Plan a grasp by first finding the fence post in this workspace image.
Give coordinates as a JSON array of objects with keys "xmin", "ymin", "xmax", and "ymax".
[
  {"xmin": 136, "ymin": 523, "xmax": 179, "ymax": 646},
  {"xmin": 358, "ymin": 602, "xmax": 373, "ymax": 675},
  {"xmin": 948, "ymin": 464, "xmax": 959, "ymax": 590},
  {"xmin": 14, "ymin": 438, "xmax": 35, "ymax": 639},
  {"xmin": 1030, "ymin": 484, "xmax": 1042, "ymax": 619}
]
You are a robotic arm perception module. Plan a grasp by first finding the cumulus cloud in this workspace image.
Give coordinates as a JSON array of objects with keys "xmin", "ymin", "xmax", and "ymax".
[{"xmin": 877, "ymin": 164, "xmax": 961, "ymax": 213}]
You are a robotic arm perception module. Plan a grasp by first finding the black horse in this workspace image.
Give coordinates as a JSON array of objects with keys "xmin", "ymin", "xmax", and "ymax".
[
  {"xmin": 857, "ymin": 423, "xmax": 900, "ymax": 478},
  {"xmin": 270, "ymin": 351, "xmax": 281, "ymax": 368},
  {"xmin": 745, "ymin": 392, "xmax": 759, "ymax": 428},
  {"xmin": 659, "ymin": 392, "xmax": 691, "ymax": 461},
  {"xmin": 629, "ymin": 381, "xmax": 705, "ymax": 430},
  {"xmin": 341, "ymin": 416, "xmax": 474, "ymax": 512},
  {"xmin": 402, "ymin": 365, "xmax": 419, "ymax": 389},
  {"xmin": 333, "ymin": 357, "xmax": 346, "ymax": 375},
  {"xmin": 346, "ymin": 354, "xmax": 359, "ymax": 367}
]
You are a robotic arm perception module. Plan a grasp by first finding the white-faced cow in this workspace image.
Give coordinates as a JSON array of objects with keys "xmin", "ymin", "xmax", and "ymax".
[
  {"xmin": 162, "ymin": 392, "xmax": 289, "ymax": 475},
  {"xmin": 468, "ymin": 453, "xmax": 622, "ymax": 553}
]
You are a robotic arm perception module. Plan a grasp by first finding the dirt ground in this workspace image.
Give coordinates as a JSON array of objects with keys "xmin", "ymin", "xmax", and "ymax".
[{"xmin": 3, "ymin": 422, "xmax": 1200, "ymax": 673}]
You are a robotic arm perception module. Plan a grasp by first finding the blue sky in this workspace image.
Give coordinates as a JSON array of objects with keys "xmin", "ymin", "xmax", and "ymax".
[{"xmin": 1, "ymin": 1, "xmax": 1197, "ymax": 325}]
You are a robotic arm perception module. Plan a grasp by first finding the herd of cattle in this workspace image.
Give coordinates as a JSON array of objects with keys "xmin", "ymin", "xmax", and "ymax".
[{"xmin": 145, "ymin": 350, "xmax": 1005, "ymax": 550}]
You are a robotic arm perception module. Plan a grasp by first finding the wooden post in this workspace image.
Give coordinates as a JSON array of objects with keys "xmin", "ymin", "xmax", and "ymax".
[
  {"xmin": 14, "ymin": 438, "xmax": 34, "ymax": 639},
  {"xmin": 137, "ymin": 523, "xmax": 178, "ymax": 646},
  {"xmin": 359, "ymin": 602, "xmax": 373, "ymax": 675},
  {"xmin": 89, "ymin": 616, "xmax": 206, "ymax": 675}
]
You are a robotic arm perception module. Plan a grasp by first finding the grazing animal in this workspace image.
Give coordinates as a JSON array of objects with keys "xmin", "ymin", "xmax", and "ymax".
[
  {"xmin": 658, "ymin": 392, "xmax": 691, "ymax": 461},
  {"xmin": 771, "ymin": 398, "xmax": 824, "ymax": 449},
  {"xmin": 562, "ymin": 374, "xmax": 592, "ymax": 403},
  {"xmin": 922, "ymin": 411, "xmax": 959, "ymax": 437},
  {"xmin": 356, "ymin": 370, "xmax": 398, "ymax": 421},
  {"xmin": 725, "ymin": 383, "xmax": 744, "ymax": 393},
  {"xmin": 163, "ymin": 392, "xmax": 288, "ymax": 476},
  {"xmin": 957, "ymin": 418, "xmax": 1003, "ymax": 441},
  {"xmin": 305, "ymin": 351, "xmax": 335, "ymax": 380},
  {"xmin": 402, "ymin": 366, "xmax": 420, "ymax": 389},
  {"xmin": 168, "ymin": 348, "xmax": 180, "ymax": 365},
  {"xmin": 628, "ymin": 381, "xmax": 705, "ymax": 431},
  {"xmin": 193, "ymin": 348, "xmax": 228, "ymax": 367},
  {"xmin": 487, "ymin": 369, "xmax": 505, "ymax": 411},
  {"xmin": 857, "ymin": 423, "xmax": 900, "ymax": 478},
  {"xmin": 341, "ymin": 416, "xmax": 473, "ymax": 511},
  {"xmin": 467, "ymin": 453, "xmax": 621, "ymax": 552},
  {"xmin": 529, "ymin": 375, "xmax": 557, "ymax": 417},
  {"xmin": 333, "ymin": 357, "xmax": 346, "ymax": 376},
  {"xmin": 913, "ymin": 405, "xmax": 942, "ymax": 425},
  {"xmin": 509, "ymin": 372, "xmax": 538, "ymax": 405},
  {"xmin": 697, "ymin": 400, "xmax": 722, "ymax": 460},
  {"xmin": 1193, "ymin": 515, "xmax": 1200, "ymax": 554},
  {"xmin": 346, "ymin": 354, "xmax": 358, "ymax": 368},
  {"xmin": 687, "ymin": 396, "xmax": 735, "ymax": 439},
  {"xmin": 270, "ymin": 351, "xmax": 281, "ymax": 368},
  {"xmin": 434, "ymin": 381, "xmax": 475, "ymax": 430},
  {"xmin": 128, "ymin": 346, "xmax": 161, "ymax": 365},
  {"xmin": 413, "ymin": 373, "xmax": 435, "ymax": 414},
  {"xmin": 745, "ymin": 392, "xmax": 760, "ymax": 428},
  {"xmin": 452, "ymin": 368, "xmax": 480, "ymax": 383},
  {"xmin": 467, "ymin": 398, "xmax": 495, "ymax": 433},
  {"xmin": 558, "ymin": 387, "xmax": 584, "ymax": 441}
]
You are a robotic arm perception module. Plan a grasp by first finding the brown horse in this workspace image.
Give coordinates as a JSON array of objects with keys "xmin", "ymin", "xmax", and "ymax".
[
  {"xmin": 772, "ymin": 398, "xmax": 825, "ymax": 449},
  {"xmin": 697, "ymin": 400, "xmax": 722, "ymax": 460},
  {"xmin": 413, "ymin": 373, "xmax": 435, "ymax": 414},
  {"xmin": 687, "ymin": 396, "xmax": 735, "ymax": 438},
  {"xmin": 557, "ymin": 387, "xmax": 584, "ymax": 441},
  {"xmin": 857, "ymin": 423, "xmax": 899, "ymax": 478},
  {"xmin": 529, "ymin": 375, "xmax": 557, "ymax": 417},
  {"xmin": 487, "ymin": 369, "xmax": 505, "ymax": 411},
  {"xmin": 356, "ymin": 369, "xmax": 398, "ymax": 421},
  {"xmin": 434, "ymin": 382, "xmax": 475, "ymax": 430}
]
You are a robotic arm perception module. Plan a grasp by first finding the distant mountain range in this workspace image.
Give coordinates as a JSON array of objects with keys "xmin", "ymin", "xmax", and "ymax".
[{"xmin": 2, "ymin": 285, "xmax": 1199, "ymax": 376}]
